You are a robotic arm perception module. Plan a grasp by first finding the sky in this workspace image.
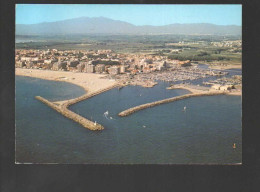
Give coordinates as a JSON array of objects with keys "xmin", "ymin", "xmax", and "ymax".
[{"xmin": 16, "ymin": 4, "xmax": 242, "ymax": 26}]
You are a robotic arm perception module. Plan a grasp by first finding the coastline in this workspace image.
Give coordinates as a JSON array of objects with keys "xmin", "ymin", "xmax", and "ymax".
[
  {"xmin": 15, "ymin": 68, "xmax": 117, "ymax": 94},
  {"xmin": 16, "ymin": 68, "xmax": 120, "ymax": 131},
  {"xmin": 16, "ymin": 68, "xmax": 241, "ymax": 130}
]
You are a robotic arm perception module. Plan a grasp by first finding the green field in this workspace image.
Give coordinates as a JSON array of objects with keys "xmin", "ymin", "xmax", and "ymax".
[{"xmin": 15, "ymin": 34, "xmax": 241, "ymax": 64}]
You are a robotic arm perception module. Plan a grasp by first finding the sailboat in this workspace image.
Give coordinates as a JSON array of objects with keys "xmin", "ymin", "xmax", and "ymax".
[
  {"xmin": 183, "ymin": 106, "xmax": 187, "ymax": 112},
  {"xmin": 94, "ymin": 121, "xmax": 97, "ymax": 126}
]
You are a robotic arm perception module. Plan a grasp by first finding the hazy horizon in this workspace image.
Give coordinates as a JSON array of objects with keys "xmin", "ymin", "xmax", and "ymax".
[
  {"xmin": 16, "ymin": 4, "xmax": 242, "ymax": 26},
  {"xmin": 16, "ymin": 16, "xmax": 241, "ymax": 27}
]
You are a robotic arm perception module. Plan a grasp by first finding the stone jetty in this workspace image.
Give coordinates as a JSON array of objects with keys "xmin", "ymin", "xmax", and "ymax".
[
  {"xmin": 35, "ymin": 83, "xmax": 122, "ymax": 131},
  {"xmin": 62, "ymin": 84, "xmax": 122, "ymax": 107},
  {"xmin": 36, "ymin": 96, "xmax": 104, "ymax": 130},
  {"xmin": 118, "ymin": 91, "xmax": 226, "ymax": 117}
]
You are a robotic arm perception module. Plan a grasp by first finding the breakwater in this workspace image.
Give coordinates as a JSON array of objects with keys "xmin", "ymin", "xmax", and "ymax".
[
  {"xmin": 36, "ymin": 96, "xmax": 104, "ymax": 130},
  {"xmin": 35, "ymin": 83, "xmax": 122, "ymax": 131},
  {"xmin": 118, "ymin": 91, "xmax": 226, "ymax": 117},
  {"xmin": 63, "ymin": 84, "xmax": 123, "ymax": 107}
]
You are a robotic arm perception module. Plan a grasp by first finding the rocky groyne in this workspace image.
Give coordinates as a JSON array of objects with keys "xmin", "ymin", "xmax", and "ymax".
[
  {"xmin": 35, "ymin": 83, "xmax": 122, "ymax": 131},
  {"xmin": 118, "ymin": 91, "xmax": 226, "ymax": 117},
  {"xmin": 36, "ymin": 96, "xmax": 104, "ymax": 130},
  {"xmin": 63, "ymin": 84, "xmax": 123, "ymax": 107}
]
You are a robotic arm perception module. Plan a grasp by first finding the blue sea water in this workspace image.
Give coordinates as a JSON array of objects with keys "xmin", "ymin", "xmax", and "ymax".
[{"xmin": 15, "ymin": 75, "xmax": 242, "ymax": 164}]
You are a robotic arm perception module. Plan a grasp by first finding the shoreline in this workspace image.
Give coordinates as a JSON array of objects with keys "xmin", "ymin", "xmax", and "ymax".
[
  {"xmin": 16, "ymin": 68, "xmax": 117, "ymax": 95},
  {"xmin": 16, "ymin": 68, "xmax": 121, "ymax": 131},
  {"xmin": 17, "ymin": 68, "xmax": 241, "ymax": 130}
]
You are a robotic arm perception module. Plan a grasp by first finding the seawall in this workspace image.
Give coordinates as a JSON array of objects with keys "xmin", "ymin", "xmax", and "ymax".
[
  {"xmin": 35, "ymin": 83, "xmax": 122, "ymax": 131},
  {"xmin": 63, "ymin": 84, "xmax": 123, "ymax": 107},
  {"xmin": 36, "ymin": 96, "xmax": 104, "ymax": 130},
  {"xmin": 118, "ymin": 91, "xmax": 226, "ymax": 117}
]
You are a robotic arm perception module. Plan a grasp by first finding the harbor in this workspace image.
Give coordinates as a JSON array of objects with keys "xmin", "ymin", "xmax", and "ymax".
[{"xmin": 36, "ymin": 83, "xmax": 122, "ymax": 131}]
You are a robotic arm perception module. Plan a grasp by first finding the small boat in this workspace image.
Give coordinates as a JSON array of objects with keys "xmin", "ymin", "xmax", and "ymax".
[
  {"xmin": 233, "ymin": 143, "xmax": 236, "ymax": 149},
  {"xmin": 94, "ymin": 121, "xmax": 97, "ymax": 126},
  {"xmin": 143, "ymin": 125, "xmax": 146, "ymax": 128},
  {"xmin": 183, "ymin": 106, "xmax": 187, "ymax": 112},
  {"xmin": 104, "ymin": 111, "xmax": 109, "ymax": 116}
]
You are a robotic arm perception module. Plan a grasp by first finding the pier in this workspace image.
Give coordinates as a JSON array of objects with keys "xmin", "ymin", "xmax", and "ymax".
[
  {"xmin": 118, "ymin": 91, "xmax": 227, "ymax": 117},
  {"xmin": 35, "ymin": 83, "xmax": 122, "ymax": 131}
]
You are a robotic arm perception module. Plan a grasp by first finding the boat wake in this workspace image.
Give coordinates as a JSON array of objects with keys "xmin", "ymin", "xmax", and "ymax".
[{"xmin": 103, "ymin": 111, "xmax": 116, "ymax": 120}]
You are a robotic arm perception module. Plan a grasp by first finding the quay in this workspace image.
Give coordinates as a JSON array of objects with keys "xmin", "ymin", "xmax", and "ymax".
[
  {"xmin": 118, "ymin": 91, "xmax": 227, "ymax": 117},
  {"xmin": 35, "ymin": 83, "xmax": 122, "ymax": 131}
]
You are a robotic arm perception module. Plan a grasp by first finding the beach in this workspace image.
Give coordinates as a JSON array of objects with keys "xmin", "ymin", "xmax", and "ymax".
[{"xmin": 15, "ymin": 68, "xmax": 117, "ymax": 94}]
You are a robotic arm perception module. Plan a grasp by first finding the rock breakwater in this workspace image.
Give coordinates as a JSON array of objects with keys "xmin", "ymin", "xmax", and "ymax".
[
  {"xmin": 118, "ymin": 91, "xmax": 226, "ymax": 117},
  {"xmin": 35, "ymin": 83, "xmax": 122, "ymax": 131}
]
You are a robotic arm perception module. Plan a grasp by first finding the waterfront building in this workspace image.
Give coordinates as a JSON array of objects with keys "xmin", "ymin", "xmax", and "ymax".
[
  {"xmin": 108, "ymin": 66, "xmax": 120, "ymax": 75},
  {"xmin": 16, "ymin": 61, "xmax": 26, "ymax": 68},
  {"xmin": 77, "ymin": 63, "xmax": 85, "ymax": 72},
  {"xmin": 52, "ymin": 61, "xmax": 67, "ymax": 71},
  {"xmin": 25, "ymin": 61, "xmax": 34, "ymax": 68},
  {"xmin": 95, "ymin": 64, "xmax": 105, "ymax": 73},
  {"xmin": 85, "ymin": 64, "xmax": 95, "ymax": 73},
  {"xmin": 68, "ymin": 60, "xmax": 79, "ymax": 67},
  {"xmin": 42, "ymin": 63, "xmax": 53, "ymax": 70}
]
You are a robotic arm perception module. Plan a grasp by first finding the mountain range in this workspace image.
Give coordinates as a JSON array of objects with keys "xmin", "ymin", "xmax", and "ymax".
[{"xmin": 16, "ymin": 17, "xmax": 241, "ymax": 36}]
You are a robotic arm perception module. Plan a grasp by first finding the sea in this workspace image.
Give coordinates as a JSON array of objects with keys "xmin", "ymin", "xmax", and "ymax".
[{"xmin": 15, "ymin": 70, "xmax": 242, "ymax": 164}]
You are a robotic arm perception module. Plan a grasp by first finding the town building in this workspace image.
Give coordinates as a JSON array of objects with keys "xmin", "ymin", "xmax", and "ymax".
[
  {"xmin": 108, "ymin": 66, "xmax": 120, "ymax": 75},
  {"xmin": 52, "ymin": 61, "xmax": 67, "ymax": 71},
  {"xmin": 26, "ymin": 61, "xmax": 34, "ymax": 68},
  {"xmin": 85, "ymin": 64, "xmax": 95, "ymax": 73},
  {"xmin": 95, "ymin": 64, "xmax": 105, "ymax": 73},
  {"xmin": 68, "ymin": 60, "xmax": 80, "ymax": 67},
  {"xmin": 120, "ymin": 65, "xmax": 126, "ymax": 73},
  {"xmin": 77, "ymin": 63, "xmax": 85, "ymax": 72}
]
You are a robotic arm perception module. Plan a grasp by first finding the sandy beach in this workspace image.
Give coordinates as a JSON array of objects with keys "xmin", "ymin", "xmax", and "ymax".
[{"xmin": 16, "ymin": 68, "xmax": 117, "ymax": 93}]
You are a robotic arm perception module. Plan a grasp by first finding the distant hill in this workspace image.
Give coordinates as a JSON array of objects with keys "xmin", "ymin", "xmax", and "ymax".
[{"xmin": 16, "ymin": 17, "xmax": 241, "ymax": 36}]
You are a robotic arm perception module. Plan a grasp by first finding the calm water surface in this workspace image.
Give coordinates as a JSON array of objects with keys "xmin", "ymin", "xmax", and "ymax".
[{"xmin": 15, "ymin": 75, "xmax": 242, "ymax": 164}]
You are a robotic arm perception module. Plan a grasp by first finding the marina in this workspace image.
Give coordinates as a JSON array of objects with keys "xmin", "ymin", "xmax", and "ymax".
[{"xmin": 15, "ymin": 76, "xmax": 242, "ymax": 163}]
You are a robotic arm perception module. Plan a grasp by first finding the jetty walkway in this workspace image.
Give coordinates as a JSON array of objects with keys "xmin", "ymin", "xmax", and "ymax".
[
  {"xmin": 36, "ymin": 83, "xmax": 122, "ymax": 131},
  {"xmin": 118, "ymin": 91, "xmax": 226, "ymax": 117}
]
